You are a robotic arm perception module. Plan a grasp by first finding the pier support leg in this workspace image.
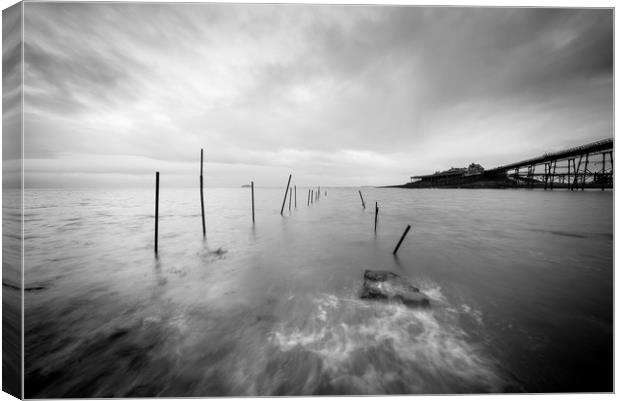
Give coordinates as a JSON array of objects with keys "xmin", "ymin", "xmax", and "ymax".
[
  {"xmin": 567, "ymin": 159, "xmax": 571, "ymax": 190},
  {"xmin": 514, "ymin": 168, "xmax": 519, "ymax": 187},
  {"xmin": 581, "ymin": 153, "xmax": 589, "ymax": 190},
  {"xmin": 572, "ymin": 156, "xmax": 582, "ymax": 190},
  {"xmin": 601, "ymin": 153, "xmax": 606, "ymax": 191}
]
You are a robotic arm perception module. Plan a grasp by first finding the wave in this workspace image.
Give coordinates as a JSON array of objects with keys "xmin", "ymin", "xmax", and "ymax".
[{"xmin": 268, "ymin": 291, "xmax": 507, "ymax": 394}]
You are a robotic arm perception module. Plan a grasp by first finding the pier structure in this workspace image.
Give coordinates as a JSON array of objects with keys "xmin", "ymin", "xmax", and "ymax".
[
  {"xmin": 410, "ymin": 138, "xmax": 613, "ymax": 190},
  {"xmin": 488, "ymin": 138, "xmax": 613, "ymax": 190}
]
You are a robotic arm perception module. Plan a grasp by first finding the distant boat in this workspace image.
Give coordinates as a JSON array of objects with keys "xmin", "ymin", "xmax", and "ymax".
[{"xmin": 241, "ymin": 184, "xmax": 251, "ymax": 188}]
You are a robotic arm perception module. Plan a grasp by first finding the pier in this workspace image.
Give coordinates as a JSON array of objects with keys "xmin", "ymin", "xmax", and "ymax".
[{"xmin": 409, "ymin": 138, "xmax": 613, "ymax": 190}]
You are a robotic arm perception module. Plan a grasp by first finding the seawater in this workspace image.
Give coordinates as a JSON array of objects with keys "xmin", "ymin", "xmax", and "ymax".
[{"xmin": 17, "ymin": 187, "xmax": 612, "ymax": 396}]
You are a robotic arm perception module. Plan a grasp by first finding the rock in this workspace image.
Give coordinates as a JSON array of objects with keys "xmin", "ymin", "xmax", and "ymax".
[{"xmin": 360, "ymin": 270, "xmax": 430, "ymax": 307}]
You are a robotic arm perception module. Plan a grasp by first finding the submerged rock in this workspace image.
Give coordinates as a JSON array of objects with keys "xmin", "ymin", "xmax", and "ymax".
[{"xmin": 360, "ymin": 270, "xmax": 430, "ymax": 307}]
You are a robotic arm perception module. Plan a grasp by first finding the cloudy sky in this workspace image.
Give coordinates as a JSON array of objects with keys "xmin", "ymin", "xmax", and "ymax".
[{"xmin": 20, "ymin": 3, "xmax": 612, "ymax": 188}]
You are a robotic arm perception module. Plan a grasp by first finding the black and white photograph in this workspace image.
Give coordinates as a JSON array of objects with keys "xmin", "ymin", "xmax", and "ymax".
[{"xmin": 1, "ymin": 1, "xmax": 615, "ymax": 398}]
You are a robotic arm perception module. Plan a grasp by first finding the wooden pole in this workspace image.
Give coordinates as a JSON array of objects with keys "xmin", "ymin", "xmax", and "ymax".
[
  {"xmin": 200, "ymin": 149, "xmax": 206, "ymax": 237},
  {"xmin": 251, "ymin": 181, "xmax": 255, "ymax": 224},
  {"xmin": 155, "ymin": 171, "xmax": 159, "ymax": 254},
  {"xmin": 280, "ymin": 174, "xmax": 292, "ymax": 215},
  {"xmin": 393, "ymin": 224, "xmax": 411, "ymax": 255},
  {"xmin": 374, "ymin": 202, "xmax": 378, "ymax": 233},
  {"xmin": 294, "ymin": 185, "xmax": 297, "ymax": 208},
  {"xmin": 358, "ymin": 190, "xmax": 366, "ymax": 209},
  {"xmin": 289, "ymin": 187, "xmax": 292, "ymax": 211}
]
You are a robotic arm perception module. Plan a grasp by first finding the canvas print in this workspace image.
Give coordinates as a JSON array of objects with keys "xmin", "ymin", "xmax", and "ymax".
[{"xmin": 2, "ymin": 2, "xmax": 614, "ymax": 398}]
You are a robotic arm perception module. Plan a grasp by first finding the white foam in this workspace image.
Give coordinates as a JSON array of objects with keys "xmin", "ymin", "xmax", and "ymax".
[
  {"xmin": 460, "ymin": 303, "xmax": 484, "ymax": 325},
  {"xmin": 269, "ymin": 293, "xmax": 505, "ymax": 393},
  {"xmin": 419, "ymin": 283, "xmax": 447, "ymax": 303}
]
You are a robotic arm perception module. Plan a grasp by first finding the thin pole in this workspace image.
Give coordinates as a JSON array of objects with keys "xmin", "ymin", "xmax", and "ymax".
[
  {"xmin": 374, "ymin": 202, "xmax": 378, "ymax": 233},
  {"xmin": 251, "ymin": 181, "xmax": 255, "ymax": 224},
  {"xmin": 307, "ymin": 189, "xmax": 311, "ymax": 206},
  {"xmin": 294, "ymin": 185, "xmax": 297, "ymax": 208},
  {"xmin": 358, "ymin": 190, "xmax": 366, "ymax": 209},
  {"xmin": 393, "ymin": 224, "xmax": 411, "ymax": 255},
  {"xmin": 289, "ymin": 187, "xmax": 292, "ymax": 211},
  {"xmin": 280, "ymin": 174, "xmax": 292, "ymax": 215},
  {"xmin": 155, "ymin": 171, "xmax": 159, "ymax": 255},
  {"xmin": 318, "ymin": 186, "xmax": 320, "ymax": 201},
  {"xmin": 567, "ymin": 159, "xmax": 571, "ymax": 191},
  {"xmin": 311, "ymin": 189, "xmax": 314, "ymax": 204},
  {"xmin": 200, "ymin": 149, "xmax": 206, "ymax": 237}
]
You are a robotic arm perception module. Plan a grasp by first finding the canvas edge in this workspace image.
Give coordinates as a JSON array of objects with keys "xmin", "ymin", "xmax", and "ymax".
[{"xmin": 2, "ymin": 1, "xmax": 24, "ymax": 399}]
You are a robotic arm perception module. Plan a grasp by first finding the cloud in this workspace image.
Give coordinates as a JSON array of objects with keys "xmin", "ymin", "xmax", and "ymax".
[
  {"xmin": 3, "ymin": 2, "xmax": 22, "ymax": 167},
  {"xmin": 20, "ymin": 4, "xmax": 613, "ymax": 188}
]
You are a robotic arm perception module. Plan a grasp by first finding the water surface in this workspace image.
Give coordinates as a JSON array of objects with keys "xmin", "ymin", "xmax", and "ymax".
[{"xmin": 23, "ymin": 187, "xmax": 613, "ymax": 396}]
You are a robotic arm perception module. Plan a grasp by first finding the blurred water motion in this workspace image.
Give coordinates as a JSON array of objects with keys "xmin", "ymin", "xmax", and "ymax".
[{"xmin": 21, "ymin": 187, "xmax": 612, "ymax": 396}]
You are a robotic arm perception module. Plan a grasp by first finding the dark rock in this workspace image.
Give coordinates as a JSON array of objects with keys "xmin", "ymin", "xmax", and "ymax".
[{"xmin": 360, "ymin": 270, "xmax": 430, "ymax": 307}]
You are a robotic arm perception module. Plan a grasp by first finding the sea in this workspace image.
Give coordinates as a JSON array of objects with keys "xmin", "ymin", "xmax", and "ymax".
[{"xmin": 6, "ymin": 187, "xmax": 614, "ymax": 396}]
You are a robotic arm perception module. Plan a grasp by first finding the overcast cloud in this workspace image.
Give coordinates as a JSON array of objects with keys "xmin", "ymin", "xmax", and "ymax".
[{"xmin": 21, "ymin": 4, "xmax": 612, "ymax": 188}]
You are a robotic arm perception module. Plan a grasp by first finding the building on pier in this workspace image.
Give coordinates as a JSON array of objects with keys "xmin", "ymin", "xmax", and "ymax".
[{"xmin": 411, "ymin": 163, "xmax": 484, "ymax": 184}]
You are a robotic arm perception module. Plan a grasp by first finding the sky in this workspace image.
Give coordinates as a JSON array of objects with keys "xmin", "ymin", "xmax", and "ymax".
[{"xmin": 15, "ymin": 3, "xmax": 613, "ymax": 188}]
